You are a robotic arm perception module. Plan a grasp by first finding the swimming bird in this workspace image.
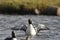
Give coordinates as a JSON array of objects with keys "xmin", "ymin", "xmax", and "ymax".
[
  {"xmin": 20, "ymin": 19, "xmax": 36, "ymax": 36},
  {"xmin": 20, "ymin": 18, "xmax": 49, "ymax": 35},
  {"xmin": 5, "ymin": 31, "xmax": 17, "ymax": 40},
  {"xmin": 20, "ymin": 18, "xmax": 49, "ymax": 40}
]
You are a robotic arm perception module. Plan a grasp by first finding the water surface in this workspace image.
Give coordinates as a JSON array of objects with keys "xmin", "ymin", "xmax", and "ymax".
[{"xmin": 0, "ymin": 15, "xmax": 60, "ymax": 40}]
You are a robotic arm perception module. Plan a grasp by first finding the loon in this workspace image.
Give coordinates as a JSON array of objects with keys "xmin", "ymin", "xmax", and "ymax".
[
  {"xmin": 20, "ymin": 19, "xmax": 36, "ymax": 36},
  {"xmin": 5, "ymin": 31, "xmax": 17, "ymax": 40},
  {"xmin": 20, "ymin": 18, "xmax": 49, "ymax": 40}
]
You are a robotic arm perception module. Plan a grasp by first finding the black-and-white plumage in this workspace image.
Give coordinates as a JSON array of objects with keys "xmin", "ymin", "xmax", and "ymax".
[
  {"xmin": 26, "ymin": 18, "xmax": 36, "ymax": 36},
  {"xmin": 5, "ymin": 31, "xmax": 17, "ymax": 40},
  {"xmin": 20, "ymin": 18, "xmax": 49, "ymax": 36}
]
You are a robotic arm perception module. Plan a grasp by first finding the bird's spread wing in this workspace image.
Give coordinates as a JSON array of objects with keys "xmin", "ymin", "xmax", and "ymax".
[
  {"xmin": 37, "ymin": 24, "xmax": 49, "ymax": 33},
  {"xmin": 20, "ymin": 24, "xmax": 27, "ymax": 32},
  {"xmin": 11, "ymin": 24, "xmax": 27, "ymax": 31},
  {"xmin": 33, "ymin": 24, "xmax": 49, "ymax": 33},
  {"xmin": 11, "ymin": 25, "xmax": 21, "ymax": 30}
]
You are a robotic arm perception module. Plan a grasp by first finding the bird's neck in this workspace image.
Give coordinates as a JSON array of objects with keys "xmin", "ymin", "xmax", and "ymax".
[{"xmin": 29, "ymin": 24, "xmax": 34, "ymax": 28}]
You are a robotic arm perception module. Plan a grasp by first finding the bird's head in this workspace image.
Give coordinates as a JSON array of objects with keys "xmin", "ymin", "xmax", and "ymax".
[
  {"xmin": 12, "ymin": 31, "xmax": 16, "ymax": 38},
  {"xmin": 28, "ymin": 18, "xmax": 32, "ymax": 24}
]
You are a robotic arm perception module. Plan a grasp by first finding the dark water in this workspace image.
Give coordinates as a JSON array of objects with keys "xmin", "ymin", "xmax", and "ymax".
[{"xmin": 0, "ymin": 15, "xmax": 60, "ymax": 40}]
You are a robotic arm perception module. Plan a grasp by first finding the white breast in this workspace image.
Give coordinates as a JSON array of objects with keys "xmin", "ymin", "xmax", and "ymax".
[
  {"xmin": 26, "ymin": 24, "xmax": 36, "ymax": 36},
  {"xmin": 12, "ymin": 38, "xmax": 17, "ymax": 40}
]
